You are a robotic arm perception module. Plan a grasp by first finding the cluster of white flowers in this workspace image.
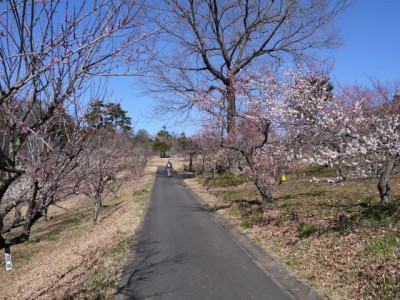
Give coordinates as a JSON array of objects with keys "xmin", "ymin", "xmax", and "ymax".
[{"xmin": 191, "ymin": 66, "xmax": 399, "ymax": 188}]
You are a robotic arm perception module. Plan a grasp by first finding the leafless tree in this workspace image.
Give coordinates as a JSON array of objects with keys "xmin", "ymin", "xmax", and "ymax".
[
  {"xmin": 78, "ymin": 128, "xmax": 142, "ymax": 225},
  {"xmin": 1, "ymin": 109, "xmax": 88, "ymax": 245},
  {"xmin": 0, "ymin": 0, "xmax": 154, "ymax": 249},
  {"xmin": 145, "ymin": 0, "xmax": 352, "ymax": 134}
]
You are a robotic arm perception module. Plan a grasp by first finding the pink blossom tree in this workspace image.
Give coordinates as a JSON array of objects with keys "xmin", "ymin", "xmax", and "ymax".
[
  {"xmin": 0, "ymin": 0, "xmax": 155, "ymax": 249},
  {"xmin": 78, "ymin": 128, "xmax": 144, "ymax": 224},
  {"xmin": 190, "ymin": 69, "xmax": 296, "ymax": 204},
  {"xmin": 190, "ymin": 65, "xmax": 399, "ymax": 208},
  {"xmin": 1, "ymin": 109, "xmax": 90, "ymax": 245}
]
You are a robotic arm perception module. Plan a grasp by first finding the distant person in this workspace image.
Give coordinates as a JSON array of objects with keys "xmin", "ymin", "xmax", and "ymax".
[{"xmin": 166, "ymin": 160, "xmax": 173, "ymax": 177}]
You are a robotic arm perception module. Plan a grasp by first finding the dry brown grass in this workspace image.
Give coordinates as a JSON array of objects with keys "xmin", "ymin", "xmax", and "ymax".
[
  {"xmin": 0, "ymin": 160, "xmax": 158, "ymax": 300},
  {"xmin": 1, "ymin": 157, "xmax": 398, "ymax": 299},
  {"xmin": 183, "ymin": 168, "xmax": 400, "ymax": 300}
]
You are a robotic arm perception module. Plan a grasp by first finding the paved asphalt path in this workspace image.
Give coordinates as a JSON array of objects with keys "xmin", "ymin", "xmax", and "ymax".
[{"xmin": 115, "ymin": 167, "xmax": 311, "ymax": 300}]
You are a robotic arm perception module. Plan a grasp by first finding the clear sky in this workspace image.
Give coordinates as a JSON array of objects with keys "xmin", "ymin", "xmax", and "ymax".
[
  {"xmin": 109, "ymin": 0, "xmax": 400, "ymax": 137},
  {"xmin": 329, "ymin": 0, "xmax": 400, "ymax": 86}
]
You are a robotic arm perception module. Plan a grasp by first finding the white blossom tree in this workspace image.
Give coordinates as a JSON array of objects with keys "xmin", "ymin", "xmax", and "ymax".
[{"xmin": 288, "ymin": 73, "xmax": 400, "ymax": 205}]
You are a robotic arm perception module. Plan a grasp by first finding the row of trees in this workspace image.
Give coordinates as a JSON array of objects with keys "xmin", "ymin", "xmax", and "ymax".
[
  {"xmin": 2, "ymin": 0, "xmax": 395, "ymax": 250},
  {"xmin": 0, "ymin": 0, "xmax": 159, "ymax": 250},
  {"xmin": 139, "ymin": 0, "xmax": 397, "ymax": 207},
  {"xmin": 151, "ymin": 125, "xmax": 190, "ymax": 159},
  {"xmin": 0, "ymin": 97, "xmax": 148, "ymax": 248},
  {"xmin": 181, "ymin": 70, "xmax": 399, "ymax": 207}
]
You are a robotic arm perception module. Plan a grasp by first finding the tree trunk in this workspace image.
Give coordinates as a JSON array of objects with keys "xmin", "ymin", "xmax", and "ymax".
[
  {"xmin": 8, "ymin": 211, "xmax": 42, "ymax": 247},
  {"xmin": 377, "ymin": 154, "xmax": 398, "ymax": 205},
  {"xmin": 17, "ymin": 213, "xmax": 41, "ymax": 244},
  {"xmin": 0, "ymin": 194, "xmax": 44, "ymax": 248},
  {"xmin": 226, "ymin": 80, "xmax": 236, "ymax": 135},
  {"xmin": 93, "ymin": 198, "xmax": 101, "ymax": 225},
  {"xmin": 255, "ymin": 178, "xmax": 273, "ymax": 206},
  {"xmin": 335, "ymin": 165, "xmax": 347, "ymax": 181},
  {"xmin": 1, "ymin": 206, "xmax": 24, "ymax": 234},
  {"xmin": 226, "ymin": 79, "xmax": 241, "ymax": 173},
  {"xmin": 0, "ymin": 235, "xmax": 5, "ymax": 250},
  {"xmin": 189, "ymin": 153, "xmax": 194, "ymax": 172}
]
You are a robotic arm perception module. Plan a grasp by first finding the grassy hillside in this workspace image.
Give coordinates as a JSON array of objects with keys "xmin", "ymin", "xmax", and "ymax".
[
  {"xmin": 0, "ymin": 162, "xmax": 156, "ymax": 299},
  {"xmin": 183, "ymin": 165, "xmax": 400, "ymax": 300}
]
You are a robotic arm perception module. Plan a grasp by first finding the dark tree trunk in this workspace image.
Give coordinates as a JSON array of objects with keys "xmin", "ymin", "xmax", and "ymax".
[
  {"xmin": 377, "ymin": 154, "xmax": 398, "ymax": 205},
  {"xmin": 43, "ymin": 206, "xmax": 49, "ymax": 221},
  {"xmin": 93, "ymin": 198, "xmax": 101, "ymax": 225},
  {"xmin": 226, "ymin": 80, "xmax": 241, "ymax": 173},
  {"xmin": 0, "ymin": 188, "xmax": 44, "ymax": 249},
  {"xmin": 0, "ymin": 214, "xmax": 3, "ymax": 235},
  {"xmin": 336, "ymin": 164, "xmax": 347, "ymax": 181},
  {"xmin": 255, "ymin": 178, "xmax": 273, "ymax": 205},
  {"xmin": 1, "ymin": 205, "xmax": 25, "ymax": 234},
  {"xmin": 19, "ymin": 201, "xmax": 42, "ymax": 242},
  {"xmin": 226, "ymin": 80, "xmax": 236, "ymax": 136},
  {"xmin": 0, "ymin": 234, "xmax": 5, "ymax": 250},
  {"xmin": 189, "ymin": 153, "xmax": 194, "ymax": 172},
  {"xmin": 339, "ymin": 214, "xmax": 348, "ymax": 231},
  {"xmin": 6, "ymin": 211, "xmax": 43, "ymax": 247}
]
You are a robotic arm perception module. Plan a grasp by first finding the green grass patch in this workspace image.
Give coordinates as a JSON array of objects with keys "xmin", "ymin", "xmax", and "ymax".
[
  {"xmin": 134, "ymin": 188, "xmax": 149, "ymax": 197},
  {"xmin": 214, "ymin": 188, "xmax": 258, "ymax": 202},
  {"xmin": 228, "ymin": 205, "xmax": 241, "ymax": 218},
  {"xmin": 84, "ymin": 268, "xmax": 116, "ymax": 298},
  {"xmin": 239, "ymin": 209, "xmax": 263, "ymax": 229},
  {"xmin": 361, "ymin": 232, "xmax": 399, "ymax": 258},
  {"xmin": 287, "ymin": 256, "xmax": 302, "ymax": 269},
  {"xmin": 112, "ymin": 235, "xmax": 134, "ymax": 255},
  {"xmin": 240, "ymin": 217, "xmax": 253, "ymax": 229},
  {"xmin": 295, "ymin": 164, "xmax": 336, "ymax": 177},
  {"xmin": 297, "ymin": 222, "xmax": 317, "ymax": 238},
  {"xmin": 205, "ymin": 172, "xmax": 248, "ymax": 188},
  {"xmin": 47, "ymin": 230, "xmax": 60, "ymax": 241},
  {"xmin": 355, "ymin": 203, "xmax": 400, "ymax": 226},
  {"xmin": 252, "ymin": 235, "xmax": 261, "ymax": 244},
  {"xmin": 17, "ymin": 251, "xmax": 34, "ymax": 263}
]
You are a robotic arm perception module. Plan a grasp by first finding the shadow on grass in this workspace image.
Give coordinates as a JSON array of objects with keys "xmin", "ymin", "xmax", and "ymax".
[
  {"xmin": 28, "ymin": 211, "xmax": 89, "ymax": 243},
  {"xmin": 212, "ymin": 189, "xmax": 260, "ymax": 202},
  {"xmin": 275, "ymin": 190, "xmax": 327, "ymax": 202},
  {"xmin": 184, "ymin": 199, "xmax": 263, "ymax": 213},
  {"xmin": 351, "ymin": 202, "xmax": 400, "ymax": 225},
  {"xmin": 99, "ymin": 202, "xmax": 126, "ymax": 223},
  {"xmin": 179, "ymin": 172, "xmax": 196, "ymax": 180}
]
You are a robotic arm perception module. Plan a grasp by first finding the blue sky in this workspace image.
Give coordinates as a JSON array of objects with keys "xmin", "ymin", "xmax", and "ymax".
[
  {"xmin": 110, "ymin": 0, "xmax": 400, "ymax": 137},
  {"xmin": 329, "ymin": 0, "xmax": 400, "ymax": 86}
]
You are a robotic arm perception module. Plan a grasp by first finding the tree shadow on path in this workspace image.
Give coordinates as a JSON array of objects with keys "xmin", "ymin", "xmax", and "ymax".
[{"xmin": 115, "ymin": 238, "xmax": 192, "ymax": 300}]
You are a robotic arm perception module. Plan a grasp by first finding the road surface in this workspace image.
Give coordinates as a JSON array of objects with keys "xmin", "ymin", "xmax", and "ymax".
[{"xmin": 115, "ymin": 167, "xmax": 322, "ymax": 300}]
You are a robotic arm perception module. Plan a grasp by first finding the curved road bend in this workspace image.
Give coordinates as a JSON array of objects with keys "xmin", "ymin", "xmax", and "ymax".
[{"xmin": 116, "ymin": 167, "xmax": 317, "ymax": 300}]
